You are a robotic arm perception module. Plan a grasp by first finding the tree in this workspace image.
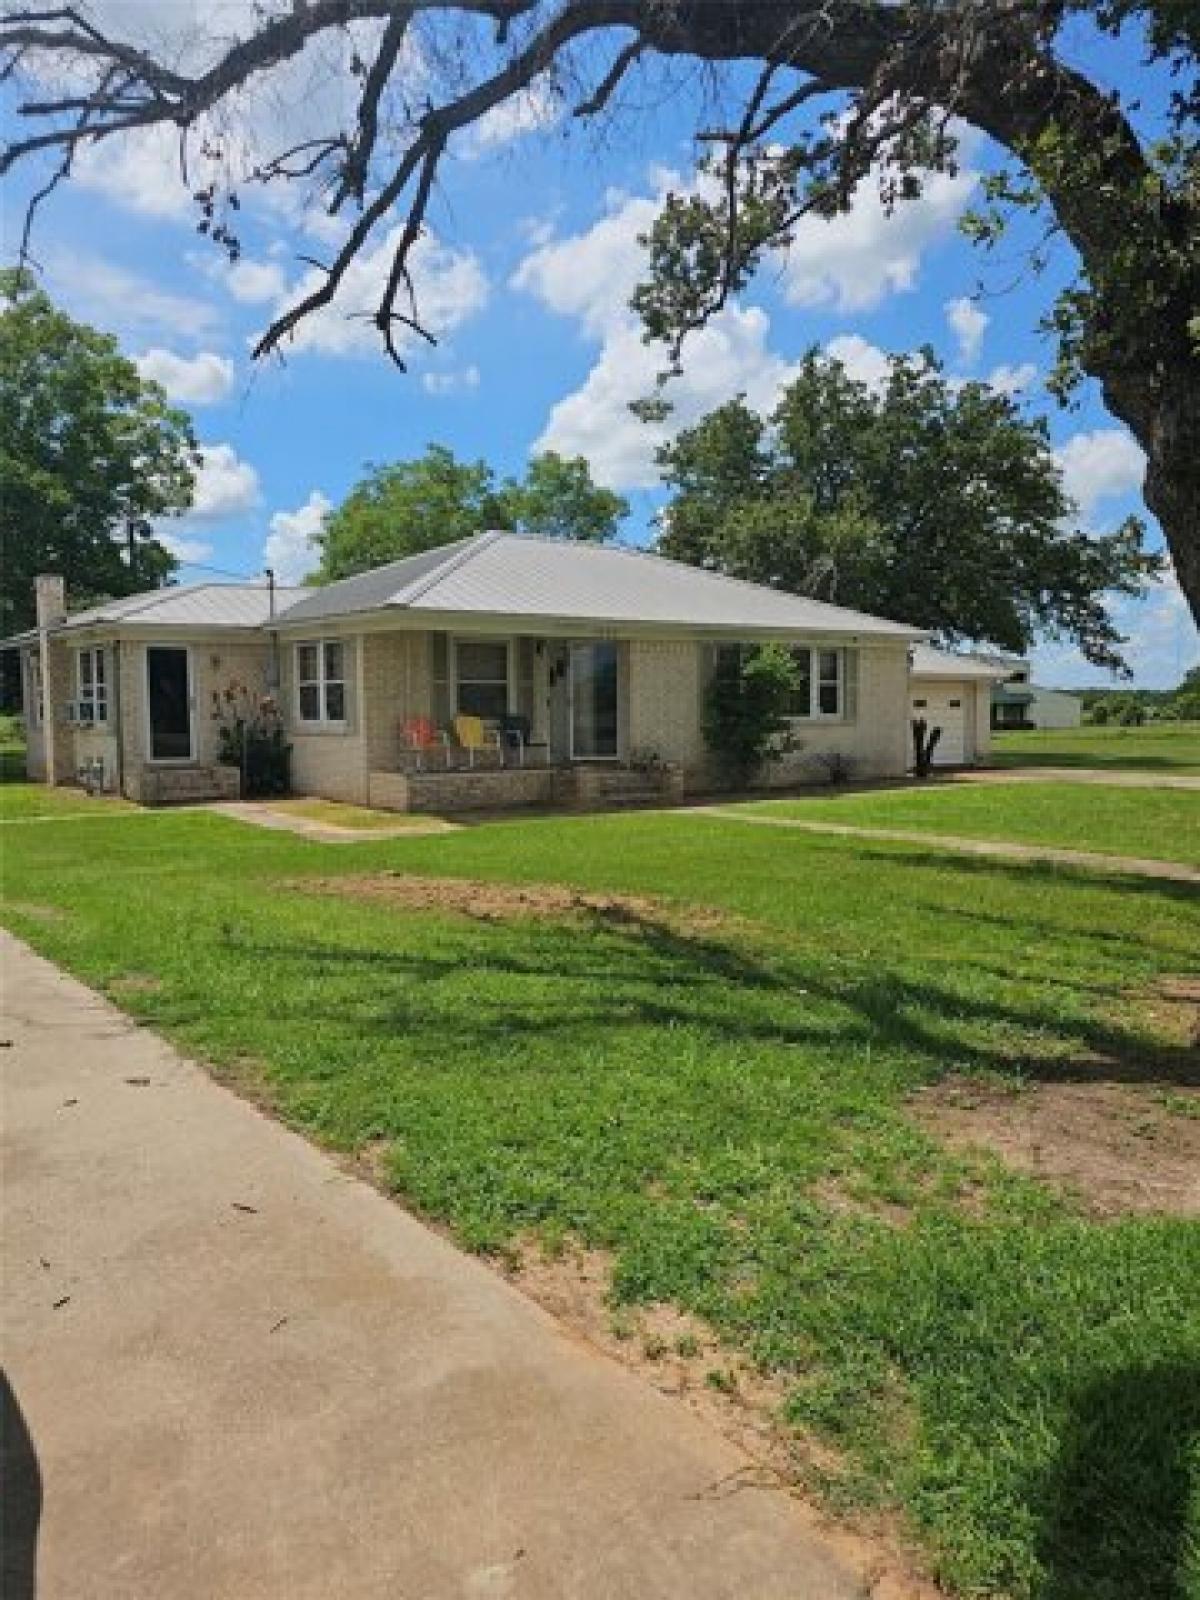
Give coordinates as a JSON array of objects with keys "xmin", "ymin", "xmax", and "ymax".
[
  {"xmin": 505, "ymin": 451, "xmax": 627, "ymax": 542},
  {"xmin": 658, "ymin": 350, "xmax": 1157, "ymax": 671},
  {"xmin": 702, "ymin": 643, "xmax": 799, "ymax": 784},
  {"xmin": 317, "ymin": 444, "xmax": 626, "ymax": 579},
  {"xmin": 0, "ymin": 271, "xmax": 197, "ymax": 638},
  {"xmin": 2, "ymin": 4, "xmax": 1195, "ymax": 621}
]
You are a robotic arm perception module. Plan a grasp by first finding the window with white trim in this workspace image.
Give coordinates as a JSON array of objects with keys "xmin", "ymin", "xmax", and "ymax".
[
  {"xmin": 786, "ymin": 647, "xmax": 843, "ymax": 720},
  {"xmin": 454, "ymin": 637, "xmax": 511, "ymax": 720},
  {"xmin": 76, "ymin": 646, "xmax": 108, "ymax": 724},
  {"xmin": 296, "ymin": 639, "xmax": 346, "ymax": 725}
]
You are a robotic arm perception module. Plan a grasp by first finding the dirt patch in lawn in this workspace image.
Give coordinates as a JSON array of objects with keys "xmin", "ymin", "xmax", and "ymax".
[
  {"xmin": 913, "ymin": 1076, "xmax": 1200, "ymax": 1217},
  {"xmin": 504, "ymin": 1237, "xmax": 940, "ymax": 1600},
  {"xmin": 292, "ymin": 872, "xmax": 741, "ymax": 935},
  {"xmin": 4, "ymin": 901, "xmax": 69, "ymax": 923},
  {"xmin": 106, "ymin": 972, "xmax": 165, "ymax": 998}
]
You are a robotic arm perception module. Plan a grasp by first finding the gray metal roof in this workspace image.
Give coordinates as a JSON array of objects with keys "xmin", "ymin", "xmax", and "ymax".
[
  {"xmin": 20, "ymin": 583, "xmax": 305, "ymax": 641},
  {"xmin": 276, "ymin": 532, "xmax": 925, "ymax": 638},
  {"xmin": 910, "ymin": 644, "xmax": 1012, "ymax": 681},
  {"xmin": 276, "ymin": 538, "xmax": 477, "ymax": 626}
]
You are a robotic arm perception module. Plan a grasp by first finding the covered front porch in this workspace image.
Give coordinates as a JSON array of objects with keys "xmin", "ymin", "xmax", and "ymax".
[{"xmin": 343, "ymin": 627, "xmax": 687, "ymax": 813}]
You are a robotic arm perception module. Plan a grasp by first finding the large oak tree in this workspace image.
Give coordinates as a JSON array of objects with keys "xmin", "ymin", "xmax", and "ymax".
[
  {"xmin": 0, "ymin": 271, "xmax": 196, "ymax": 638},
  {"xmin": 3, "ymin": 3, "xmax": 1195, "ymax": 619},
  {"xmin": 658, "ymin": 349, "xmax": 1157, "ymax": 670}
]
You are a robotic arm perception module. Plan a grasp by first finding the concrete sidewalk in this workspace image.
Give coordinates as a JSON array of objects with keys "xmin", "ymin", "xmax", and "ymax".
[{"xmin": 0, "ymin": 932, "xmax": 863, "ymax": 1600}]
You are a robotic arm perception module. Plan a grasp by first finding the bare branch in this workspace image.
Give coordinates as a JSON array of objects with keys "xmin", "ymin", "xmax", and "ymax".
[
  {"xmin": 573, "ymin": 35, "xmax": 643, "ymax": 119},
  {"xmin": 330, "ymin": 6, "xmax": 414, "ymax": 213}
]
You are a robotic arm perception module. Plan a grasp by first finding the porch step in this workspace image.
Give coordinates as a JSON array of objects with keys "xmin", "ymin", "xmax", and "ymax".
[{"xmin": 139, "ymin": 764, "xmax": 241, "ymax": 806}]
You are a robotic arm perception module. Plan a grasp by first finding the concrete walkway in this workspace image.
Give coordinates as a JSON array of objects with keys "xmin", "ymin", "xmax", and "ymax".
[
  {"xmin": 691, "ymin": 809, "xmax": 1200, "ymax": 885},
  {"xmin": 956, "ymin": 766, "xmax": 1200, "ymax": 790},
  {"xmin": 0, "ymin": 932, "xmax": 863, "ymax": 1600},
  {"xmin": 208, "ymin": 799, "xmax": 456, "ymax": 843}
]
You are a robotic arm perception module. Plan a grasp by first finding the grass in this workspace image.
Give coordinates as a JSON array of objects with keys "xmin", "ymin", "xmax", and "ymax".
[
  {"xmin": 3, "ymin": 791, "xmax": 1198, "ymax": 1599},
  {"xmin": 719, "ymin": 781, "xmax": 1200, "ymax": 867},
  {"xmin": 265, "ymin": 797, "xmax": 447, "ymax": 830},
  {"xmin": 992, "ymin": 722, "xmax": 1200, "ymax": 773}
]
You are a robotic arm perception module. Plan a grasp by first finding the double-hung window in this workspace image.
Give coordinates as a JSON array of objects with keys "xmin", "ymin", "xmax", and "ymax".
[
  {"xmin": 454, "ymin": 638, "xmax": 511, "ymax": 720},
  {"xmin": 787, "ymin": 646, "xmax": 844, "ymax": 720},
  {"xmin": 296, "ymin": 640, "xmax": 346, "ymax": 726},
  {"xmin": 76, "ymin": 646, "xmax": 108, "ymax": 724}
]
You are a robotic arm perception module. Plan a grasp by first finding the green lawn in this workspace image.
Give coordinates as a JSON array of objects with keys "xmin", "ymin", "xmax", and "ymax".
[
  {"xmin": 720, "ymin": 782, "xmax": 1200, "ymax": 867},
  {"xmin": 0, "ymin": 780, "xmax": 133, "ymax": 819},
  {"xmin": 992, "ymin": 722, "xmax": 1200, "ymax": 773},
  {"xmin": 3, "ymin": 793, "xmax": 1198, "ymax": 1599}
]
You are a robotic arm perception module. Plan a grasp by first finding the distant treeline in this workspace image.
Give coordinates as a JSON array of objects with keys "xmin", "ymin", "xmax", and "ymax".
[{"xmin": 1062, "ymin": 668, "xmax": 1200, "ymax": 724}]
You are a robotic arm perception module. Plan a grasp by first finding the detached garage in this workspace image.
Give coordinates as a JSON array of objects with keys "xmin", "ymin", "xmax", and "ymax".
[{"xmin": 908, "ymin": 646, "xmax": 1007, "ymax": 768}]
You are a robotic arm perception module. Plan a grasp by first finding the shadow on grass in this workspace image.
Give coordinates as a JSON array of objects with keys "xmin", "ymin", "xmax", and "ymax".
[
  {"xmin": 1035, "ymin": 1363, "xmax": 1200, "ymax": 1600},
  {"xmin": 1, "ymin": 749, "xmax": 28, "ymax": 784},
  {"xmin": 221, "ymin": 887, "xmax": 1200, "ymax": 1090}
]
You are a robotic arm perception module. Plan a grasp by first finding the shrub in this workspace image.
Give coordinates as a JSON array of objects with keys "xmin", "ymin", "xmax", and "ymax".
[
  {"xmin": 212, "ymin": 680, "xmax": 291, "ymax": 797},
  {"xmin": 702, "ymin": 644, "xmax": 799, "ymax": 785},
  {"xmin": 810, "ymin": 750, "xmax": 856, "ymax": 786}
]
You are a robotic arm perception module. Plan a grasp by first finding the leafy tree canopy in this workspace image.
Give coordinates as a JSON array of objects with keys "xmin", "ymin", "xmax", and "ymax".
[
  {"xmin": 317, "ymin": 445, "xmax": 626, "ymax": 580},
  {"xmin": 0, "ymin": 270, "xmax": 197, "ymax": 637},
  {"xmin": 3, "ymin": 3, "xmax": 1195, "ymax": 619},
  {"xmin": 658, "ymin": 350, "xmax": 1158, "ymax": 672}
]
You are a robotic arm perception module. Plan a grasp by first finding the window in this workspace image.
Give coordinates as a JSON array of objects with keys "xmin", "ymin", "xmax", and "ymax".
[
  {"xmin": 454, "ymin": 638, "xmax": 510, "ymax": 720},
  {"xmin": 76, "ymin": 646, "xmax": 108, "ymax": 724},
  {"xmin": 787, "ymin": 647, "xmax": 842, "ymax": 720},
  {"xmin": 296, "ymin": 639, "xmax": 346, "ymax": 725}
]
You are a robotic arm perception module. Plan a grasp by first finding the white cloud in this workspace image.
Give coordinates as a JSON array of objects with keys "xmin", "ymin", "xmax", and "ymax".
[
  {"xmin": 191, "ymin": 443, "xmax": 260, "ymax": 519},
  {"xmin": 511, "ymin": 188, "xmax": 660, "ymax": 339},
  {"xmin": 825, "ymin": 333, "xmax": 892, "ymax": 389},
  {"xmin": 158, "ymin": 531, "xmax": 214, "ymax": 565},
  {"xmin": 422, "ymin": 365, "xmax": 481, "ymax": 395},
  {"xmin": 516, "ymin": 182, "xmax": 810, "ymax": 489},
  {"xmin": 135, "ymin": 348, "xmax": 235, "ymax": 405},
  {"xmin": 779, "ymin": 166, "xmax": 978, "ymax": 312},
  {"xmin": 531, "ymin": 308, "xmax": 805, "ymax": 491},
  {"xmin": 469, "ymin": 81, "xmax": 560, "ymax": 151},
  {"xmin": 44, "ymin": 249, "xmax": 221, "ymax": 343},
  {"xmin": 987, "ymin": 362, "xmax": 1038, "ymax": 397},
  {"xmin": 1031, "ymin": 563, "xmax": 1198, "ymax": 690},
  {"xmin": 221, "ymin": 258, "xmax": 289, "ymax": 304},
  {"xmin": 945, "ymin": 295, "xmax": 988, "ymax": 364},
  {"xmin": 74, "ymin": 124, "xmax": 195, "ymax": 220},
  {"xmin": 264, "ymin": 490, "xmax": 331, "ymax": 584},
  {"xmin": 269, "ymin": 228, "xmax": 488, "ymax": 359},
  {"xmin": 1054, "ymin": 428, "xmax": 1145, "ymax": 520}
]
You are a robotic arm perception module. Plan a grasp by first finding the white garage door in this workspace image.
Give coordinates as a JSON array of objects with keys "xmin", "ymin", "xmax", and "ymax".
[{"xmin": 910, "ymin": 689, "xmax": 967, "ymax": 765}]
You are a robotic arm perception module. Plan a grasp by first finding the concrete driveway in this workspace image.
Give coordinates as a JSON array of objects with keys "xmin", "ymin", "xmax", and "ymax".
[{"xmin": 1, "ymin": 932, "xmax": 863, "ymax": 1600}]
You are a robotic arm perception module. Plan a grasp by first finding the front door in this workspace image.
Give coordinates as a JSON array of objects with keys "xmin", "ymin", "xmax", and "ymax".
[
  {"xmin": 146, "ymin": 646, "xmax": 193, "ymax": 762},
  {"xmin": 569, "ymin": 641, "xmax": 619, "ymax": 760}
]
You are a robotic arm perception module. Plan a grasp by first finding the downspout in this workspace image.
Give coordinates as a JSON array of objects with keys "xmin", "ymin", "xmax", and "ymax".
[
  {"xmin": 265, "ymin": 567, "xmax": 280, "ymax": 690},
  {"xmin": 112, "ymin": 639, "xmax": 125, "ymax": 797}
]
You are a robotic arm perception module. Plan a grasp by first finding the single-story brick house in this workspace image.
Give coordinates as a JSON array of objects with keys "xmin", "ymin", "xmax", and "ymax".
[{"xmin": 7, "ymin": 532, "xmax": 995, "ymax": 808}]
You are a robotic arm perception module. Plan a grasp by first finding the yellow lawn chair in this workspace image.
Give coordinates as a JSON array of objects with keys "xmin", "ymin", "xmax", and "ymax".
[{"xmin": 452, "ymin": 714, "xmax": 503, "ymax": 768}]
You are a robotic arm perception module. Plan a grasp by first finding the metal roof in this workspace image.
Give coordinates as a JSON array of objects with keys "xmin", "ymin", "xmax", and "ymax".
[
  {"xmin": 3, "ymin": 583, "xmax": 306, "ymax": 646},
  {"xmin": 276, "ymin": 532, "xmax": 925, "ymax": 638},
  {"xmin": 910, "ymin": 644, "xmax": 1012, "ymax": 681}
]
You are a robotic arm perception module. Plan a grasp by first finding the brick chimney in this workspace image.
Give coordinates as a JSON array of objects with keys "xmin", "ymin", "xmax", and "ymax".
[{"xmin": 34, "ymin": 573, "xmax": 66, "ymax": 629}]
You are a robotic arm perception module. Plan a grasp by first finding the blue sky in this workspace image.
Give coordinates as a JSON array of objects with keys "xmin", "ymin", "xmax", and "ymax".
[{"xmin": 5, "ymin": 4, "xmax": 1196, "ymax": 688}]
